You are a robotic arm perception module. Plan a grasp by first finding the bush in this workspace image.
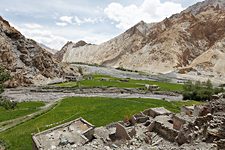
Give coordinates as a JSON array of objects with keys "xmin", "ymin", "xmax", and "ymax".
[
  {"xmin": 0, "ymin": 98, "xmax": 17, "ymax": 110},
  {"xmin": 116, "ymin": 67, "xmax": 139, "ymax": 73},
  {"xmin": 182, "ymin": 79, "xmax": 224, "ymax": 101},
  {"xmin": 0, "ymin": 66, "xmax": 14, "ymax": 110}
]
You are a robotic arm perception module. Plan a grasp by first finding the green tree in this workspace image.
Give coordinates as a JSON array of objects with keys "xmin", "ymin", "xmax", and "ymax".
[
  {"xmin": 205, "ymin": 79, "xmax": 213, "ymax": 90},
  {"xmin": 182, "ymin": 79, "xmax": 220, "ymax": 101},
  {"xmin": 195, "ymin": 81, "xmax": 201, "ymax": 90},
  {"xmin": 183, "ymin": 80, "xmax": 193, "ymax": 91},
  {"xmin": 0, "ymin": 66, "xmax": 16, "ymax": 110}
]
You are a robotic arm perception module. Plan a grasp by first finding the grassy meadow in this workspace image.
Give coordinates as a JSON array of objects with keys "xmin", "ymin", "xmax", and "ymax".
[
  {"xmin": 0, "ymin": 102, "xmax": 45, "ymax": 123},
  {"xmin": 54, "ymin": 74, "xmax": 183, "ymax": 92}
]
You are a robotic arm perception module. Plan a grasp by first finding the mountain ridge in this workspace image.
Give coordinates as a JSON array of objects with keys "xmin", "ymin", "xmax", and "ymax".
[{"xmin": 59, "ymin": 0, "xmax": 225, "ymax": 82}]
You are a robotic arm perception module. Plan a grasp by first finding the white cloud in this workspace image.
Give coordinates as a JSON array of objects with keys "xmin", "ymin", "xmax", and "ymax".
[
  {"xmin": 57, "ymin": 15, "xmax": 104, "ymax": 26},
  {"xmin": 73, "ymin": 16, "xmax": 103, "ymax": 25},
  {"xmin": 13, "ymin": 22, "xmax": 113, "ymax": 50},
  {"xmin": 23, "ymin": 23, "xmax": 43, "ymax": 29},
  {"xmin": 56, "ymin": 22, "xmax": 68, "ymax": 27},
  {"xmin": 17, "ymin": 23, "xmax": 67, "ymax": 50},
  {"xmin": 104, "ymin": 0, "xmax": 184, "ymax": 30},
  {"xmin": 74, "ymin": 16, "xmax": 83, "ymax": 25},
  {"xmin": 59, "ymin": 16, "xmax": 73, "ymax": 24}
]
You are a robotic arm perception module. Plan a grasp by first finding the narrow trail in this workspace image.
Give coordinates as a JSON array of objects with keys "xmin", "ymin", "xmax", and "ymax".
[{"xmin": 0, "ymin": 100, "xmax": 58, "ymax": 133}]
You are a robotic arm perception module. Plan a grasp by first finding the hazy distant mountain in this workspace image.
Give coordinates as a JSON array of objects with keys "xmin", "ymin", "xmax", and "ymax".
[{"xmin": 60, "ymin": 0, "xmax": 225, "ymax": 78}]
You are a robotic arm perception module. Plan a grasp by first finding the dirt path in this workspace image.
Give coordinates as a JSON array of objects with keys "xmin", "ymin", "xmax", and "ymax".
[{"xmin": 0, "ymin": 100, "xmax": 58, "ymax": 132}]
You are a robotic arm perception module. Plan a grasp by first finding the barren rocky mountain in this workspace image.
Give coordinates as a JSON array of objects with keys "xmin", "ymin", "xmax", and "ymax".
[
  {"xmin": 60, "ymin": 0, "xmax": 225, "ymax": 79},
  {"xmin": 55, "ymin": 40, "xmax": 88, "ymax": 62},
  {"xmin": 0, "ymin": 16, "xmax": 73, "ymax": 87}
]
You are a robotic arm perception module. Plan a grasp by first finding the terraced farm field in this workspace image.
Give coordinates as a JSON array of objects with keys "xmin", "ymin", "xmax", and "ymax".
[
  {"xmin": 54, "ymin": 74, "xmax": 183, "ymax": 92},
  {"xmin": 0, "ymin": 102, "xmax": 45, "ymax": 122}
]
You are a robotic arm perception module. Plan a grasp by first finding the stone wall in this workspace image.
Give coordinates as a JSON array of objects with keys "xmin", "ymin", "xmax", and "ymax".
[{"xmin": 152, "ymin": 121, "xmax": 179, "ymax": 142}]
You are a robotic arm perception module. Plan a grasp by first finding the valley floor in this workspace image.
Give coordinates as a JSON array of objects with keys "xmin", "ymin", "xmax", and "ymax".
[
  {"xmin": 0, "ymin": 73, "xmax": 193, "ymax": 149},
  {"xmin": 2, "ymin": 87, "xmax": 183, "ymax": 102}
]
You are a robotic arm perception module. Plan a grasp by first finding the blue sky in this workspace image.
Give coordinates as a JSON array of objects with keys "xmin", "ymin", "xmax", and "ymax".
[{"xmin": 0, "ymin": 0, "xmax": 203, "ymax": 49}]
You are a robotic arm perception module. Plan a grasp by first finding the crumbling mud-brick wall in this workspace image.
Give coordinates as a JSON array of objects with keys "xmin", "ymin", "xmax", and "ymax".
[{"xmin": 151, "ymin": 121, "xmax": 178, "ymax": 142}]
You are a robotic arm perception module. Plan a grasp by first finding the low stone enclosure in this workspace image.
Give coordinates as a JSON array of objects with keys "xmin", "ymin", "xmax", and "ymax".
[
  {"xmin": 32, "ymin": 98, "xmax": 225, "ymax": 150},
  {"xmin": 32, "ymin": 118, "xmax": 94, "ymax": 150}
]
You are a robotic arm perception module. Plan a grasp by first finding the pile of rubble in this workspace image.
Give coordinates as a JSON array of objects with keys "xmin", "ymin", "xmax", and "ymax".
[
  {"xmin": 33, "ymin": 98, "xmax": 225, "ymax": 150},
  {"xmin": 32, "ymin": 118, "xmax": 95, "ymax": 150}
]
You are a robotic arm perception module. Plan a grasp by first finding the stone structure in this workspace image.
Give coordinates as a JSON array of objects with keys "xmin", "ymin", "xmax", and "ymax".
[
  {"xmin": 149, "ymin": 115, "xmax": 179, "ymax": 142},
  {"xmin": 131, "ymin": 112, "xmax": 149, "ymax": 125},
  {"xmin": 65, "ymin": 75, "xmax": 82, "ymax": 82},
  {"xmin": 143, "ymin": 107, "xmax": 172, "ymax": 118},
  {"xmin": 115, "ymin": 123, "xmax": 132, "ymax": 140},
  {"xmin": 172, "ymin": 114, "xmax": 193, "ymax": 130},
  {"xmin": 180, "ymin": 106, "xmax": 194, "ymax": 116},
  {"xmin": 32, "ymin": 118, "xmax": 94, "ymax": 150},
  {"xmin": 145, "ymin": 84, "xmax": 160, "ymax": 91}
]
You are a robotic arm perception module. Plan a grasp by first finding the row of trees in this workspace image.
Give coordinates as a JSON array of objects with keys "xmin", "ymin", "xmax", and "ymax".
[
  {"xmin": 0, "ymin": 66, "xmax": 17, "ymax": 109},
  {"xmin": 182, "ymin": 80, "xmax": 224, "ymax": 101}
]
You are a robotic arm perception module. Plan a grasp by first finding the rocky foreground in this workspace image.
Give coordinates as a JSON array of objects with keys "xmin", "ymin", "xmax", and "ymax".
[
  {"xmin": 32, "ymin": 95, "xmax": 225, "ymax": 150},
  {"xmin": 78, "ymin": 96, "xmax": 225, "ymax": 150}
]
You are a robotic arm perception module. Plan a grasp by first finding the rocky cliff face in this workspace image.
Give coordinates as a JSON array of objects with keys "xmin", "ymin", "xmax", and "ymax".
[
  {"xmin": 55, "ymin": 40, "xmax": 87, "ymax": 62},
  {"xmin": 0, "ymin": 16, "xmax": 66, "ymax": 87},
  {"xmin": 61, "ymin": 0, "xmax": 225, "ymax": 78}
]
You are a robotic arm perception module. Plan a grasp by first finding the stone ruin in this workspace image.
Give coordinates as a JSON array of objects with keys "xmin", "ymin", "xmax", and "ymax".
[
  {"xmin": 32, "ymin": 98, "xmax": 225, "ymax": 150},
  {"xmin": 32, "ymin": 118, "xmax": 94, "ymax": 150}
]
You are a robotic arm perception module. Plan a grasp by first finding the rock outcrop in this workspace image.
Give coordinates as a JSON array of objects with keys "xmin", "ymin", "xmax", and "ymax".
[
  {"xmin": 61, "ymin": 0, "xmax": 225, "ymax": 78},
  {"xmin": 54, "ymin": 40, "xmax": 87, "ymax": 62},
  {"xmin": 0, "ymin": 16, "xmax": 67, "ymax": 87}
]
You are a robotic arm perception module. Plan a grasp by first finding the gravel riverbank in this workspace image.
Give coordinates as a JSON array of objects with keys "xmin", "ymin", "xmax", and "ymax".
[{"xmin": 2, "ymin": 87, "xmax": 183, "ymax": 102}]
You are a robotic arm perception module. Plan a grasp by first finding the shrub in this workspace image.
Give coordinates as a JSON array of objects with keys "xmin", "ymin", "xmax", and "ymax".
[
  {"xmin": 182, "ymin": 79, "xmax": 223, "ymax": 101},
  {"xmin": 0, "ymin": 98, "xmax": 17, "ymax": 110},
  {"xmin": 0, "ymin": 66, "xmax": 14, "ymax": 110}
]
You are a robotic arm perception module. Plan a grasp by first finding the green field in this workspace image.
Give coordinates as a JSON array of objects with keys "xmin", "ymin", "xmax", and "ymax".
[
  {"xmin": 55, "ymin": 74, "xmax": 183, "ymax": 92},
  {"xmin": 0, "ymin": 102, "xmax": 45, "ymax": 123},
  {"xmin": 0, "ymin": 97, "xmax": 201, "ymax": 150}
]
